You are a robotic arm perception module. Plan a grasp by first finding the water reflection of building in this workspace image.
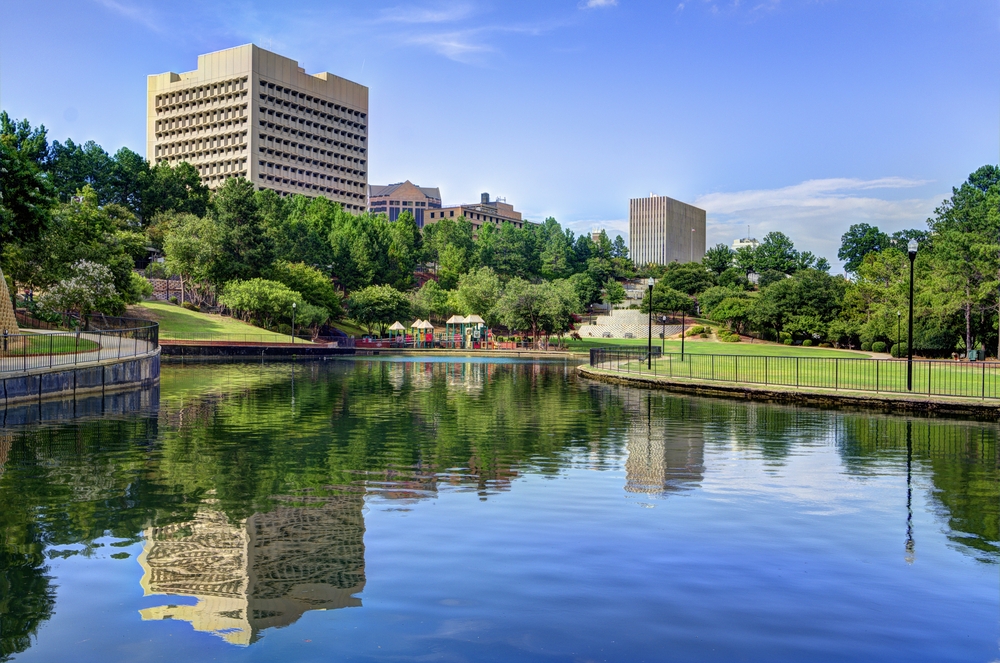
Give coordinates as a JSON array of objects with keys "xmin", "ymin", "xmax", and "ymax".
[
  {"xmin": 138, "ymin": 492, "xmax": 365, "ymax": 646},
  {"xmin": 624, "ymin": 395, "xmax": 705, "ymax": 495}
]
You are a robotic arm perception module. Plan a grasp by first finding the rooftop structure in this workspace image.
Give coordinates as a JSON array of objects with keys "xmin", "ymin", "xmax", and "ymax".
[
  {"xmin": 147, "ymin": 44, "xmax": 369, "ymax": 211},
  {"xmin": 425, "ymin": 192, "xmax": 527, "ymax": 231},
  {"xmin": 629, "ymin": 194, "xmax": 706, "ymax": 266},
  {"xmin": 368, "ymin": 181, "xmax": 442, "ymax": 226}
]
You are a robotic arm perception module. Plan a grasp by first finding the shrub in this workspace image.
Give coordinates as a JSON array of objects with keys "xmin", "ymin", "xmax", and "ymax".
[
  {"xmin": 720, "ymin": 332, "xmax": 741, "ymax": 343},
  {"xmin": 687, "ymin": 325, "xmax": 705, "ymax": 336},
  {"xmin": 871, "ymin": 341, "xmax": 887, "ymax": 353},
  {"xmin": 784, "ymin": 338, "xmax": 793, "ymax": 345},
  {"xmin": 699, "ymin": 333, "xmax": 708, "ymax": 338},
  {"xmin": 891, "ymin": 342, "xmax": 907, "ymax": 358},
  {"xmin": 169, "ymin": 296, "xmax": 178, "ymax": 304},
  {"xmin": 860, "ymin": 342, "xmax": 872, "ymax": 352},
  {"xmin": 819, "ymin": 342, "xmax": 832, "ymax": 348},
  {"xmin": 144, "ymin": 262, "xmax": 169, "ymax": 279},
  {"xmin": 130, "ymin": 272, "xmax": 154, "ymax": 300},
  {"xmin": 802, "ymin": 339, "xmax": 813, "ymax": 347},
  {"xmin": 181, "ymin": 301, "xmax": 200, "ymax": 312},
  {"xmin": 220, "ymin": 278, "xmax": 317, "ymax": 329}
]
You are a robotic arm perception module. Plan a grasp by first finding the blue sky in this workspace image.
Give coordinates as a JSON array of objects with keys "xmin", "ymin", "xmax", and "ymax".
[{"xmin": 2, "ymin": 0, "xmax": 997, "ymax": 271}]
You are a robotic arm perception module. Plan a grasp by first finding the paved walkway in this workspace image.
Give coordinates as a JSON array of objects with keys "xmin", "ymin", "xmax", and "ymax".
[{"xmin": 2, "ymin": 328, "xmax": 158, "ymax": 376}]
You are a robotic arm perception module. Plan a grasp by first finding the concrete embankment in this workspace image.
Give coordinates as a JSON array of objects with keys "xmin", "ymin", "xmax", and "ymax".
[
  {"xmin": 578, "ymin": 364, "xmax": 1000, "ymax": 420},
  {"xmin": 2, "ymin": 351, "xmax": 160, "ymax": 408}
]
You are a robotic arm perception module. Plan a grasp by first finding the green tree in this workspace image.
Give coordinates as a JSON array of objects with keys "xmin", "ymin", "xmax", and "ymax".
[
  {"xmin": 40, "ymin": 260, "xmax": 121, "ymax": 318},
  {"xmin": 219, "ymin": 278, "xmax": 310, "ymax": 328},
  {"xmin": 348, "ymin": 284, "xmax": 411, "ymax": 336},
  {"xmin": 602, "ymin": 278, "xmax": 626, "ymax": 306},
  {"xmin": 703, "ymin": 243, "xmax": 735, "ymax": 275},
  {"xmin": 0, "ymin": 112, "xmax": 55, "ymax": 255},
  {"xmin": 661, "ymin": 261, "xmax": 716, "ymax": 295},
  {"xmin": 267, "ymin": 260, "xmax": 344, "ymax": 320},
  {"xmin": 163, "ymin": 213, "xmax": 219, "ymax": 305},
  {"xmin": 208, "ymin": 178, "xmax": 274, "ymax": 286},
  {"xmin": 640, "ymin": 282, "xmax": 694, "ymax": 315},
  {"xmin": 455, "ymin": 267, "xmax": 501, "ymax": 324},
  {"xmin": 410, "ymin": 279, "xmax": 452, "ymax": 321},
  {"xmin": 838, "ymin": 223, "xmax": 890, "ymax": 274},
  {"xmin": 755, "ymin": 232, "xmax": 799, "ymax": 274}
]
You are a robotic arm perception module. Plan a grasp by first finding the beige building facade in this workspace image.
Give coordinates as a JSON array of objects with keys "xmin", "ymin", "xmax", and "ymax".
[
  {"xmin": 629, "ymin": 195, "xmax": 706, "ymax": 266},
  {"xmin": 425, "ymin": 192, "xmax": 528, "ymax": 232},
  {"xmin": 147, "ymin": 44, "xmax": 369, "ymax": 212}
]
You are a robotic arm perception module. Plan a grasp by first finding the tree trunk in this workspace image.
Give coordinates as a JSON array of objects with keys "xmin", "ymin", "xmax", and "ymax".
[{"xmin": 965, "ymin": 298, "xmax": 972, "ymax": 357}]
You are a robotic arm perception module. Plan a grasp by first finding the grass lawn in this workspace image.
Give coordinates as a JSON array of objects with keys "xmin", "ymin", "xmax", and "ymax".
[
  {"xmin": 566, "ymin": 335, "xmax": 871, "ymax": 359},
  {"xmin": 136, "ymin": 302, "xmax": 308, "ymax": 342},
  {"xmin": 331, "ymin": 318, "xmax": 369, "ymax": 338},
  {"xmin": 596, "ymin": 351, "xmax": 1000, "ymax": 399},
  {"xmin": 6, "ymin": 333, "xmax": 100, "ymax": 355}
]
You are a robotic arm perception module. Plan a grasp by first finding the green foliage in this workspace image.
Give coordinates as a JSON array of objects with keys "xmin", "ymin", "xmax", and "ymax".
[
  {"xmin": 40, "ymin": 260, "xmax": 121, "ymax": 316},
  {"xmin": 208, "ymin": 178, "xmax": 274, "ymax": 285},
  {"xmin": 602, "ymin": 278, "xmax": 626, "ymax": 306},
  {"xmin": 455, "ymin": 267, "xmax": 501, "ymax": 324},
  {"xmin": 839, "ymin": 223, "xmax": 891, "ymax": 274},
  {"xmin": 163, "ymin": 212, "xmax": 218, "ymax": 304},
  {"xmin": 219, "ymin": 278, "xmax": 315, "ymax": 329},
  {"xmin": 718, "ymin": 267, "xmax": 751, "ymax": 290},
  {"xmin": 661, "ymin": 261, "xmax": 716, "ymax": 295},
  {"xmin": 410, "ymin": 279, "xmax": 452, "ymax": 321},
  {"xmin": 871, "ymin": 341, "xmax": 887, "ymax": 353},
  {"xmin": 784, "ymin": 338, "xmax": 793, "ymax": 345},
  {"xmin": 891, "ymin": 342, "xmax": 908, "ymax": 358},
  {"xmin": 348, "ymin": 284, "xmax": 411, "ymax": 336},
  {"xmin": 494, "ymin": 278, "xmax": 579, "ymax": 341},
  {"xmin": 757, "ymin": 269, "xmax": 786, "ymax": 288},
  {"xmin": 181, "ymin": 301, "xmax": 200, "ymax": 312},
  {"xmin": 719, "ymin": 331, "xmax": 741, "ymax": 343},
  {"xmin": 710, "ymin": 297, "xmax": 756, "ymax": 335},
  {"xmin": 801, "ymin": 339, "xmax": 813, "ymax": 346},
  {"xmin": 0, "ymin": 112, "xmax": 55, "ymax": 253},
  {"xmin": 640, "ymin": 282, "xmax": 694, "ymax": 314},
  {"xmin": 703, "ymin": 243, "xmax": 735, "ymax": 275},
  {"xmin": 267, "ymin": 260, "xmax": 344, "ymax": 320},
  {"xmin": 861, "ymin": 342, "xmax": 872, "ymax": 352},
  {"xmin": 130, "ymin": 272, "xmax": 154, "ymax": 300}
]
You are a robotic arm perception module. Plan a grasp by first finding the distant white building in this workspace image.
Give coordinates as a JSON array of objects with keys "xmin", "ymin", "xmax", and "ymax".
[{"xmin": 732, "ymin": 236, "xmax": 759, "ymax": 252}]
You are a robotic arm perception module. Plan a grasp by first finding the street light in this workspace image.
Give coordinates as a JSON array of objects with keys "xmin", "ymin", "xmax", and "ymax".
[
  {"xmin": 291, "ymin": 301, "xmax": 297, "ymax": 344},
  {"xmin": 907, "ymin": 239, "xmax": 918, "ymax": 390},
  {"xmin": 647, "ymin": 277, "xmax": 654, "ymax": 369}
]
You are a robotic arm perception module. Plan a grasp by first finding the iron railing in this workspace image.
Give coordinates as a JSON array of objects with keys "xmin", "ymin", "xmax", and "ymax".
[
  {"xmin": 589, "ymin": 348, "xmax": 1000, "ymax": 400},
  {"xmin": 2, "ymin": 319, "xmax": 158, "ymax": 374}
]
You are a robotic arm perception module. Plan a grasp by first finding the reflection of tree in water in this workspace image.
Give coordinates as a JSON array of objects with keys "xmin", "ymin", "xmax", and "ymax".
[
  {"xmin": 139, "ymin": 491, "xmax": 365, "ymax": 646},
  {"xmin": 837, "ymin": 416, "xmax": 999, "ymax": 563}
]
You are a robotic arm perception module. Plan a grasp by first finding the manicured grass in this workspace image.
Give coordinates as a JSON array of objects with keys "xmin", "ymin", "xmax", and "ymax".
[
  {"xmin": 5, "ymin": 333, "xmax": 100, "ymax": 355},
  {"xmin": 137, "ymin": 302, "xmax": 306, "ymax": 342},
  {"xmin": 598, "ymin": 352, "xmax": 1000, "ymax": 399},
  {"xmin": 566, "ymin": 335, "xmax": 870, "ymax": 359},
  {"xmin": 331, "ymin": 318, "xmax": 369, "ymax": 338}
]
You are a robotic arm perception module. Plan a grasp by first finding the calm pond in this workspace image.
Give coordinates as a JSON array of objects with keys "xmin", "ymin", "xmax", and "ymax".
[{"xmin": 0, "ymin": 358, "xmax": 996, "ymax": 662}]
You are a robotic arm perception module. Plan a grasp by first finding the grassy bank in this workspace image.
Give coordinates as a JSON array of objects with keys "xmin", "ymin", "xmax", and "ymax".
[{"xmin": 135, "ymin": 302, "xmax": 301, "ymax": 342}]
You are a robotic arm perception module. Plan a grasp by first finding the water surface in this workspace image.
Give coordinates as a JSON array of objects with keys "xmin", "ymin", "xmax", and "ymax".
[{"xmin": 0, "ymin": 359, "xmax": 996, "ymax": 662}]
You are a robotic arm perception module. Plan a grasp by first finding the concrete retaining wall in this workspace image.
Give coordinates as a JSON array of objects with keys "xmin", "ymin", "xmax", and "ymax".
[{"xmin": 1, "ymin": 351, "xmax": 160, "ymax": 408}]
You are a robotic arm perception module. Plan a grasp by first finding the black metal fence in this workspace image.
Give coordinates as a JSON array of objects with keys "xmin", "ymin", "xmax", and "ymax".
[
  {"xmin": 2, "ymin": 319, "xmax": 159, "ymax": 374},
  {"xmin": 589, "ymin": 348, "xmax": 1000, "ymax": 400}
]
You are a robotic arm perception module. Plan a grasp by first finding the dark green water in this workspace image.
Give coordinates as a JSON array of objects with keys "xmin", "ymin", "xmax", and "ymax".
[{"xmin": 0, "ymin": 358, "xmax": 996, "ymax": 662}]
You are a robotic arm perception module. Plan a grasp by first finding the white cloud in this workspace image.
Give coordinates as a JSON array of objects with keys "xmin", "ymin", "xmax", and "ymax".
[
  {"xmin": 92, "ymin": 0, "xmax": 163, "ymax": 32},
  {"xmin": 378, "ymin": 4, "xmax": 475, "ymax": 24},
  {"xmin": 581, "ymin": 0, "xmax": 618, "ymax": 8},
  {"xmin": 406, "ymin": 31, "xmax": 495, "ymax": 62},
  {"xmin": 693, "ymin": 177, "xmax": 944, "ymax": 272}
]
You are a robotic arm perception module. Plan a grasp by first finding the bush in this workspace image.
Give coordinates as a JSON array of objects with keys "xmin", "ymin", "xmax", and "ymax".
[
  {"xmin": 220, "ymin": 278, "xmax": 318, "ymax": 329},
  {"xmin": 129, "ymin": 272, "xmax": 154, "ymax": 301},
  {"xmin": 871, "ymin": 341, "xmax": 887, "ymax": 353},
  {"xmin": 802, "ymin": 339, "xmax": 813, "ymax": 347},
  {"xmin": 720, "ymin": 332, "xmax": 741, "ymax": 343},
  {"xmin": 699, "ymin": 333, "xmax": 708, "ymax": 338},
  {"xmin": 169, "ymin": 296, "xmax": 178, "ymax": 304},
  {"xmin": 860, "ymin": 342, "xmax": 872, "ymax": 352},
  {"xmin": 891, "ymin": 342, "xmax": 907, "ymax": 358},
  {"xmin": 819, "ymin": 342, "xmax": 832, "ymax": 348},
  {"xmin": 687, "ymin": 325, "xmax": 705, "ymax": 336},
  {"xmin": 784, "ymin": 338, "xmax": 793, "ymax": 345},
  {"xmin": 181, "ymin": 301, "xmax": 200, "ymax": 312},
  {"xmin": 144, "ymin": 262, "xmax": 169, "ymax": 279}
]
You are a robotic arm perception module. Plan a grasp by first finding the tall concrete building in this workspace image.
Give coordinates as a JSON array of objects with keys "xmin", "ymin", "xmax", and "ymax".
[
  {"xmin": 628, "ymin": 195, "xmax": 706, "ymax": 266},
  {"xmin": 147, "ymin": 44, "xmax": 369, "ymax": 211}
]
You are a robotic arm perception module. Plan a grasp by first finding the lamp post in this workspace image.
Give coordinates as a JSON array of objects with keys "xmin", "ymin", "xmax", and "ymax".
[
  {"xmin": 291, "ymin": 301, "xmax": 296, "ymax": 344},
  {"xmin": 907, "ymin": 239, "xmax": 918, "ymax": 390},
  {"xmin": 647, "ymin": 277, "xmax": 654, "ymax": 369}
]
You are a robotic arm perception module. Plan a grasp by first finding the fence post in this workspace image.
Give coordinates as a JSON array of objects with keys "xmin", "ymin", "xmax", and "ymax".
[
  {"xmin": 835, "ymin": 359, "xmax": 839, "ymax": 390},
  {"xmin": 765, "ymin": 356, "xmax": 769, "ymax": 385},
  {"xmin": 876, "ymin": 359, "xmax": 879, "ymax": 392},
  {"xmin": 928, "ymin": 360, "xmax": 931, "ymax": 396},
  {"xmin": 49, "ymin": 335, "xmax": 53, "ymax": 368},
  {"xmin": 735, "ymin": 355, "xmax": 739, "ymax": 384},
  {"xmin": 711, "ymin": 354, "xmax": 715, "ymax": 381},
  {"xmin": 983, "ymin": 360, "xmax": 986, "ymax": 400},
  {"xmin": 796, "ymin": 357, "xmax": 799, "ymax": 387}
]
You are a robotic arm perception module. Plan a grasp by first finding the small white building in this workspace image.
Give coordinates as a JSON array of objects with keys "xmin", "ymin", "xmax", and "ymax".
[{"xmin": 732, "ymin": 236, "xmax": 759, "ymax": 251}]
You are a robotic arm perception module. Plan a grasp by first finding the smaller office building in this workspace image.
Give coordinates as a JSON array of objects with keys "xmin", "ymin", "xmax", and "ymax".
[
  {"xmin": 426, "ymin": 193, "xmax": 527, "ymax": 232},
  {"xmin": 368, "ymin": 181, "xmax": 441, "ymax": 226}
]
